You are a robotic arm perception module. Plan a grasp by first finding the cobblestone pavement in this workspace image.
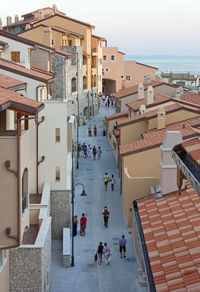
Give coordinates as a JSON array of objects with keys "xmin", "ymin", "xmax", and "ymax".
[{"xmin": 51, "ymin": 105, "xmax": 147, "ymax": 292}]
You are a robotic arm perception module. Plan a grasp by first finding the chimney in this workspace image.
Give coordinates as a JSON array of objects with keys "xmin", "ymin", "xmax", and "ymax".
[
  {"xmin": 0, "ymin": 18, "xmax": 2, "ymax": 30},
  {"xmin": 139, "ymin": 104, "xmax": 146, "ymax": 114},
  {"xmin": 138, "ymin": 83, "xmax": 144, "ymax": 100},
  {"xmin": 175, "ymin": 87, "xmax": 183, "ymax": 99},
  {"xmin": 147, "ymin": 86, "xmax": 154, "ymax": 105},
  {"xmin": 38, "ymin": 9, "xmax": 44, "ymax": 20},
  {"xmin": 157, "ymin": 107, "xmax": 166, "ymax": 130},
  {"xmin": 15, "ymin": 15, "xmax": 19, "ymax": 23},
  {"xmin": 43, "ymin": 27, "xmax": 52, "ymax": 47},
  {"xmin": 7, "ymin": 16, "xmax": 12, "ymax": 26},
  {"xmin": 160, "ymin": 131, "xmax": 183, "ymax": 196},
  {"xmin": 52, "ymin": 4, "xmax": 58, "ymax": 14},
  {"xmin": 144, "ymin": 74, "xmax": 154, "ymax": 84}
]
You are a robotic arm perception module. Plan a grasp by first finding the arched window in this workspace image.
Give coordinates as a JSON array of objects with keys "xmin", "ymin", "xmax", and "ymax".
[
  {"xmin": 83, "ymin": 76, "xmax": 87, "ymax": 90},
  {"xmin": 22, "ymin": 168, "xmax": 28, "ymax": 213},
  {"xmin": 71, "ymin": 78, "xmax": 77, "ymax": 92}
]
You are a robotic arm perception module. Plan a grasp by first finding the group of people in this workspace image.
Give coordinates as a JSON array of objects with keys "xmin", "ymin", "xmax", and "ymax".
[
  {"xmin": 73, "ymin": 213, "xmax": 87, "ymax": 237},
  {"xmin": 101, "ymin": 95, "xmax": 115, "ymax": 108},
  {"xmin": 95, "ymin": 235, "xmax": 127, "ymax": 265},
  {"xmin": 88, "ymin": 124, "xmax": 97, "ymax": 137},
  {"xmin": 103, "ymin": 172, "xmax": 116, "ymax": 191},
  {"xmin": 80, "ymin": 143, "xmax": 102, "ymax": 160}
]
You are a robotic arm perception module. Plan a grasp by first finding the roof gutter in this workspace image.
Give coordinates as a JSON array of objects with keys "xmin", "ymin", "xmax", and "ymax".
[{"xmin": 133, "ymin": 201, "xmax": 156, "ymax": 292}]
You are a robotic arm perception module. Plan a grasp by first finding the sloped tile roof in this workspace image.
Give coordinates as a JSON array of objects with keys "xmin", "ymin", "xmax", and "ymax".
[
  {"xmin": 120, "ymin": 117, "xmax": 200, "ymax": 156},
  {"xmin": 105, "ymin": 110, "xmax": 129, "ymax": 121},
  {"xmin": 0, "ymin": 74, "xmax": 26, "ymax": 89},
  {"xmin": 117, "ymin": 103, "xmax": 182, "ymax": 127},
  {"xmin": 182, "ymin": 138, "xmax": 200, "ymax": 166},
  {"xmin": 0, "ymin": 87, "xmax": 44, "ymax": 114},
  {"xmin": 136, "ymin": 186, "xmax": 200, "ymax": 292},
  {"xmin": 0, "ymin": 58, "xmax": 54, "ymax": 83},
  {"xmin": 127, "ymin": 94, "xmax": 170, "ymax": 111},
  {"xmin": 114, "ymin": 81, "xmax": 178, "ymax": 99}
]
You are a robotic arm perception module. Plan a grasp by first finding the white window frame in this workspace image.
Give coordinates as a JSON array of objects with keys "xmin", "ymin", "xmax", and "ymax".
[
  {"xmin": 126, "ymin": 75, "xmax": 131, "ymax": 82},
  {"xmin": 121, "ymin": 75, "xmax": 124, "ymax": 79},
  {"xmin": 105, "ymin": 67, "xmax": 109, "ymax": 73}
]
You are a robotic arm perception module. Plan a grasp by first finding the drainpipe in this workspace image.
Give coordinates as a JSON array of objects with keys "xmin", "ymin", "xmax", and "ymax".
[{"xmin": 36, "ymin": 115, "xmax": 45, "ymax": 194}]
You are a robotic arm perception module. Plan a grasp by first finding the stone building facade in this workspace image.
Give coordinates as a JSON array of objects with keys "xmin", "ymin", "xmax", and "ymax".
[
  {"xmin": 50, "ymin": 190, "xmax": 71, "ymax": 240},
  {"xmin": 10, "ymin": 217, "xmax": 51, "ymax": 292}
]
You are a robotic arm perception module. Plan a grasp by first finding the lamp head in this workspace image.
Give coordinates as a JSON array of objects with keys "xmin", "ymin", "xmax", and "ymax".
[{"xmin": 80, "ymin": 189, "xmax": 87, "ymax": 196}]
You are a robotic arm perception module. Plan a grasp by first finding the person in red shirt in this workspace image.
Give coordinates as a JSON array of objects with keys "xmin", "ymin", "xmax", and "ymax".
[{"xmin": 80, "ymin": 213, "xmax": 87, "ymax": 236}]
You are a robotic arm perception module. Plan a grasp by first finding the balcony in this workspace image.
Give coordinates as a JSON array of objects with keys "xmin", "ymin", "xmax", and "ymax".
[{"xmin": 92, "ymin": 48, "xmax": 98, "ymax": 56}]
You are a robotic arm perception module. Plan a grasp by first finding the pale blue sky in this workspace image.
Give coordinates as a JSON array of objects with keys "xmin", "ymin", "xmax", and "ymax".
[{"xmin": 1, "ymin": 0, "xmax": 200, "ymax": 55}]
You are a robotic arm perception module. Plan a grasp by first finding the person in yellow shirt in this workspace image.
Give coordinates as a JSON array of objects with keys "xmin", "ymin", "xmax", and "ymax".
[{"xmin": 103, "ymin": 172, "xmax": 109, "ymax": 191}]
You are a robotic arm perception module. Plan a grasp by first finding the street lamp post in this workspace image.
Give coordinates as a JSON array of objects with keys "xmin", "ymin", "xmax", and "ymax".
[
  {"xmin": 71, "ymin": 182, "xmax": 87, "ymax": 267},
  {"xmin": 76, "ymin": 119, "xmax": 79, "ymax": 169}
]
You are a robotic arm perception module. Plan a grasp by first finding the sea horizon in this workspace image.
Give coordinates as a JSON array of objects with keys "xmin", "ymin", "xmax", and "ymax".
[{"xmin": 125, "ymin": 55, "xmax": 200, "ymax": 74}]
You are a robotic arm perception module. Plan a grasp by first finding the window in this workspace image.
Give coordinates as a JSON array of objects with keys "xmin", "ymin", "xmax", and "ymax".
[
  {"xmin": 88, "ymin": 39, "xmax": 90, "ymax": 48},
  {"xmin": 55, "ymin": 128, "xmax": 60, "ymax": 142},
  {"xmin": 51, "ymin": 38, "xmax": 55, "ymax": 47},
  {"xmin": 103, "ymin": 55, "xmax": 107, "ymax": 61},
  {"xmin": 22, "ymin": 168, "xmax": 28, "ymax": 213},
  {"xmin": 68, "ymin": 40, "xmax": 72, "ymax": 46},
  {"xmin": 71, "ymin": 77, "xmax": 77, "ymax": 92},
  {"xmin": 0, "ymin": 250, "xmax": 7, "ymax": 271},
  {"xmin": 111, "ymin": 55, "xmax": 115, "ymax": 61},
  {"xmin": 121, "ymin": 75, "xmax": 124, "ymax": 79},
  {"xmin": 11, "ymin": 51, "xmax": 20, "ymax": 62},
  {"xmin": 56, "ymin": 167, "xmax": 60, "ymax": 182},
  {"xmin": 105, "ymin": 67, "xmax": 109, "ymax": 73},
  {"xmin": 62, "ymin": 39, "xmax": 67, "ymax": 46},
  {"xmin": 126, "ymin": 75, "xmax": 131, "ymax": 82},
  {"xmin": 88, "ymin": 57, "xmax": 90, "ymax": 65}
]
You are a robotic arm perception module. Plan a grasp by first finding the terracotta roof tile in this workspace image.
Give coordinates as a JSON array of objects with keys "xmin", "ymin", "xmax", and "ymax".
[
  {"xmin": 127, "ymin": 94, "xmax": 170, "ymax": 111},
  {"xmin": 0, "ymin": 74, "xmax": 26, "ymax": 89},
  {"xmin": 114, "ymin": 81, "xmax": 177, "ymax": 99},
  {"xmin": 137, "ymin": 187, "xmax": 200, "ymax": 291},
  {"xmin": 0, "ymin": 87, "xmax": 43, "ymax": 114},
  {"xmin": 106, "ymin": 110, "xmax": 129, "ymax": 121},
  {"xmin": 120, "ymin": 117, "xmax": 200, "ymax": 156},
  {"xmin": 0, "ymin": 58, "xmax": 54, "ymax": 83}
]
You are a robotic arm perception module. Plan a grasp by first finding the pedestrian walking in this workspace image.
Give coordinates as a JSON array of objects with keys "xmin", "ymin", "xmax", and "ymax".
[
  {"xmin": 110, "ymin": 174, "xmax": 116, "ymax": 191},
  {"xmin": 102, "ymin": 206, "xmax": 110, "ymax": 228},
  {"xmin": 119, "ymin": 235, "xmax": 127, "ymax": 258},
  {"xmin": 83, "ymin": 144, "xmax": 88, "ymax": 159},
  {"xmin": 94, "ymin": 125, "xmax": 97, "ymax": 136},
  {"xmin": 88, "ymin": 124, "xmax": 92, "ymax": 136},
  {"xmin": 107, "ymin": 98, "xmax": 110, "ymax": 108},
  {"xmin": 80, "ymin": 213, "xmax": 87, "ymax": 236},
  {"xmin": 87, "ymin": 144, "xmax": 92, "ymax": 158},
  {"xmin": 97, "ymin": 242, "xmax": 104, "ymax": 265},
  {"xmin": 103, "ymin": 172, "xmax": 109, "ymax": 191},
  {"xmin": 92, "ymin": 146, "xmax": 97, "ymax": 160},
  {"xmin": 73, "ymin": 215, "xmax": 78, "ymax": 236},
  {"xmin": 104, "ymin": 242, "xmax": 111, "ymax": 265},
  {"xmin": 97, "ymin": 146, "xmax": 102, "ymax": 160}
]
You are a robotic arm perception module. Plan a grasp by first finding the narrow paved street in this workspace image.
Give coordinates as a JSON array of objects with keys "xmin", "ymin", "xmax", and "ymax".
[{"xmin": 51, "ymin": 106, "xmax": 146, "ymax": 292}]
